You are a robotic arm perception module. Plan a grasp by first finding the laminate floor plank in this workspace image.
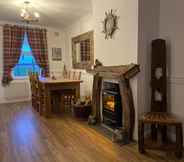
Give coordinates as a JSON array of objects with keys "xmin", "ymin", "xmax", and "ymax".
[{"xmin": 0, "ymin": 102, "xmax": 183, "ymax": 162}]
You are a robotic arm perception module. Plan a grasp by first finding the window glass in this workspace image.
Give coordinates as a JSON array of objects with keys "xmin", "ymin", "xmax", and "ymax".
[{"xmin": 12, "ymin": 32, "xmax": 42, "ymax": 78}]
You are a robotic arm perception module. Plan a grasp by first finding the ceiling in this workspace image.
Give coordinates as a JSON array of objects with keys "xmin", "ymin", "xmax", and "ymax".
[{"xmin": 0, "ymin": 0, "xmax": 92, "ymax": 28}]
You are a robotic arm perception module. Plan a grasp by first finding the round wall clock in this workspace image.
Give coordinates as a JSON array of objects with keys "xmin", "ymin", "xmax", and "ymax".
[{"xmin": 102, "ymin": 9, "xmax": 119, "ymax": 39}]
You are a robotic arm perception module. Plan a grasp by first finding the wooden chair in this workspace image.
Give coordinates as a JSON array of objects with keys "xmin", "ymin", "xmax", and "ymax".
[
  {"xmin": 63, "ymin": 70, "xmax": 81, "ymax": 80},
  {"xmin": 29, "ymin": 72, "xmax": 34, "ymax": 107},
  {"xmin": 29, "ymin": 72, "xmax": 38, "ymax": 111},
  {"xmin": 61, "ymin": 70, "xmax": 81, "ymax": 112},
  {"xmin": 138, "ymin": 112, "xmax": 183, "ymax": 158},
  {"xmin": 138, "ymin": 39, "xmax": 183, "ymax": 158},
  {"xmin": 38, "ymin": 80, "xmax": 46, "ymax": 116},
  {"xmin": 34, "ymin": 73, "xmax": 48, "ymax": 116},
  {"xmin": 29, "ymin": 72, "xmax": 46, "ymax": 115}
]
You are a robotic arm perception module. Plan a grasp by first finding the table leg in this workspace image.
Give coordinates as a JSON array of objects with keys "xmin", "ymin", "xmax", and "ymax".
[
  {"xmin": 151, "ymin": 124, "xmax": 157, "ymax": 141},
  {"xmin": 175, "ymin": 124, "xmax": 183, "ymax": 158},
  {"xmin": 45, "ymin": 88, "xmax": 52, "ymax": 118},
  {"xmin": 60, "ymin": 94, "xmax": 65, "ymax": 113},
  {"xmin": 138, "ymin": 120, "xmax": 145, "ymax": 153},
  {"xmin": 75, "ymin": 84, "xmax": 80, "ymax": 100},
  {"xmin": 161, "ymin": 125, "xmax": 167, "ymax": 143}
]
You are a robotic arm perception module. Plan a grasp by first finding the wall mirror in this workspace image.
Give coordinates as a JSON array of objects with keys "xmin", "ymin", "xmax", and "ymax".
[{"xmin": 72, "ymin": 31, "xmax": 94, "ymax": 69}]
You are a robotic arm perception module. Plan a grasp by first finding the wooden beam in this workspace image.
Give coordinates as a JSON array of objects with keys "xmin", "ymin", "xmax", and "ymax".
[
  {"xmin": 87, "ymin": 63, "xmax": 140, "ymax": 80},
  {"xmin": 91, "ymin": 73, "xmax": 102, "ymax": 122}
]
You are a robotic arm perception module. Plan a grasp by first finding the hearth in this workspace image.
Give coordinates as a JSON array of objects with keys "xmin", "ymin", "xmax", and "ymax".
[{"xmin": 102, "ymin": 81, "xmax": 122, "ymax": 129}]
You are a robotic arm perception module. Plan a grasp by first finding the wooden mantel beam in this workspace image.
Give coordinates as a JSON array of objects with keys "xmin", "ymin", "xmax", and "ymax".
[{"xmin": 87, "ymin": 61, "xmax": 140, "ymax": 79}]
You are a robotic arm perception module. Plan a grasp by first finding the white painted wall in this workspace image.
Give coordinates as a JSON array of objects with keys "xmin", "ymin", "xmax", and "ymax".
[
  {"xmin": 92, "ymin": 0, "xmax": 139, "ymax": 139},
  {"xmin": 138, "ymin": 0, "xmax": 160, "ymax": 115},
  {"xmin": 64, "ymin": 14, "xmax": 94, "ymax": 97},
  {"xmin": 47, "ymin": 28, "xmax": 66, "ymax": 78},
  {"xmin": 0, "ymin": 23, "xmax": 65, "ymax": 103},
  {"xmin": 159, "ymin": 0, "xmax": 184, "ymax": 142},
  {"xmin": 92, "ymin": 0, "xmax": 138, "ymax": 65}
]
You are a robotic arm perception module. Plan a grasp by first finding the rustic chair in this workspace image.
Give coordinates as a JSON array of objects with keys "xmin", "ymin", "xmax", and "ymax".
[
  {"xmin": 138, "ymin": 39, "xmax": 183, "ymax": 158},
  {"xmin": 29, "ymin": 72, "xmax": 38, "ymax": 111},
  {"xmin": 29, "ymin": 72, "xmax": 33, "ymax": 107},
  {"xmin": 61, "ymin": 70, "xmax": 81, "ymax": 112},
  {"xmin": 35, "ymin": 73, "xmax": 49, "ymax": 116},
  {"xmin": 29, "ymin": 72, "xmax": 45, "ymax": 115},
  {"xmin": 63, "ymin": 70, "xmax": 81, "ymax": 80},
  {"xmin": 37, "ymin": 76, "xmax": 47, "ymax": 116}
]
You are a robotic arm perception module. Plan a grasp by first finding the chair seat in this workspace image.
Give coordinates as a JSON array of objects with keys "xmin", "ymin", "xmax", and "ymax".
[{"xmin": 141, "ymin": 112, "xmax": 181, "ymax": 125}]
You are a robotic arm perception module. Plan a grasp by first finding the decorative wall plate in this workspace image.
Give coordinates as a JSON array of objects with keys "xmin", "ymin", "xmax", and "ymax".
[
  {"xmin": 155, "ymin": 67, "xmax": 163, "ymax": 80},
  {"xmin": 102, "ymin": 9, "xmax": 119, "ymax": 39}
]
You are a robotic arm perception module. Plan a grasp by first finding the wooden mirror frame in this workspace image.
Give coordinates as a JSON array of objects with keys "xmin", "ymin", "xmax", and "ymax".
[{"xmin": 72, "ymin": 31, "xmax": 94, "ymax": 69}]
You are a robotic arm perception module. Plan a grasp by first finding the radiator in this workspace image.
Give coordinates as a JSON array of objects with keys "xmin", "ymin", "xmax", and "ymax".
[{"xmin": 4, "ymin": 80, "xmax": 31, "ymax": 101}]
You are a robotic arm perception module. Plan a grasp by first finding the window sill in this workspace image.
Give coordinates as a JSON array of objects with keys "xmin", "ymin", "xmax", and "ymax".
[{"xmin": 12, "ymin": 78, "xmax": 29, "ymax": 83}]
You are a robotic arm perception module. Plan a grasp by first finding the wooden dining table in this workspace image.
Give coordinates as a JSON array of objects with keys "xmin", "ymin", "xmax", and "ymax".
[{"xmin": 39, "ymin": 78, "xmax": 83, "ymax": 118}]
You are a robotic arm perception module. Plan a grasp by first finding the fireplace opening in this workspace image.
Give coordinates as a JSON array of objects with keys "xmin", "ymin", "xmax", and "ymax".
[{"xmin": 102, "ymin": 81, "xmax": 122, "ymax": 129}]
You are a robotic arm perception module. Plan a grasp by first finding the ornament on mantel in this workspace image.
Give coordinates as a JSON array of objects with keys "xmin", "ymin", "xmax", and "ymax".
[{"xmin": 102, "ymin": 9, "xmax": 119, "ymax": 39}]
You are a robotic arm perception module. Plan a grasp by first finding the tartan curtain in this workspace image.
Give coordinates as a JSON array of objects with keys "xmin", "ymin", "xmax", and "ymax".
[
  {"xmin": 2, "ymin": 25, "xmax": 24, "ymax": 86},
  {"xmin": 27, "ymin": 28, "xmax": 49, "ymax": 77},
  {"xmin": 2, "ymin": 25, "xmax": 49, "ymax": 86}
]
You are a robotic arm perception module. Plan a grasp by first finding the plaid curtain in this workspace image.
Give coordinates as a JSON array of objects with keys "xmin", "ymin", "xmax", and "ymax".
[
  {"xmin": 2, "ymin": 25, "xmax": 49, "ymax": 86},
  {"xmin": 27, "ymin": 28, "xmax": 49, "ymax": 77},
  {"xmin": 2, "ymin": 25, "xmax": 24, "ymax": 86}
]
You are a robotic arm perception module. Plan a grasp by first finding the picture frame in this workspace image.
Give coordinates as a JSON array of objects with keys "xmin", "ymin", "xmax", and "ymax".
[
  {"xmin": 52, "ymin": 48, "xmax": 62, "ymax": 61},
  {"xmin": 72, "ymin": 31, "xmax": 94, "ymax": 69}
]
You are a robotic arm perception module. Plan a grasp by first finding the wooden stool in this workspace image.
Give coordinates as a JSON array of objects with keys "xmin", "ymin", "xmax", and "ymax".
[{"xmin": 138, "ymin": 112, "xmax": 183, "ymax": 158}]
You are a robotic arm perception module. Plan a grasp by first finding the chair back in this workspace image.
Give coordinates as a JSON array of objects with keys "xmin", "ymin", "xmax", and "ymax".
[
  {"xmin": 64, "ymin": 70, "xmax": 81, "ymax": 80},
  {"xmin": 29, "ymin": 72, "xmax": 39, "ymax": 110},
  {"xmin": 29, "ymin": 72, "xmax": 37, "ymax": 94},
  {"xmin": 30, "ymin": 72, "xmax": 39, "ymax": 93}
]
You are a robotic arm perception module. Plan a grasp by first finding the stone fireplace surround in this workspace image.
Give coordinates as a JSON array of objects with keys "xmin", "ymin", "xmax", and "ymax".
[{"xmin": 87, "ymin": 60, "xmax": 140, "ymax": 141}]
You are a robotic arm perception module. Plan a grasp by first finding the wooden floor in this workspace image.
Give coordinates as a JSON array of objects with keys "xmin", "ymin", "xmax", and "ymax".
[{"xmin": 0, "ymin": 102, "xmax": 183, "ymax": 162}]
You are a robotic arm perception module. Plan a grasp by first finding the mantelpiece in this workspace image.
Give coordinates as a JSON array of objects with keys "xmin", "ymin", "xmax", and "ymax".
[{"xmin": 87, "ymin": 60, "xmax": 140, "ymax": 141}]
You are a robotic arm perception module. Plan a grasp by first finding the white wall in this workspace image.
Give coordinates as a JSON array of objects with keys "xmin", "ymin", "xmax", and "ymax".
[
  {"xmin": 138, "ymin": 0, "xmax": 160, "ymax": 115},
  {"xmin": 0, "ymin": 23, "xmax": 65, "ymax": 103},
  {"xmin": 92, "ymin": 0, "xmax": 138, "ymax": 65},
  {"xmin": 159, "ymin": 0, "xmax": 184, "ymax": 142},
  {"xmin": 137, "ymin": 0, "xmax": 184, "ymax": 143},
  {"xmin": 64, "ymin": 14, "xmax": 94, "ymax": 97},
  {"xmin": 47, "ymin": 28, "xmax": 66, "ymax": 78},
  {"xmin": 92, "ymin": 0, "xmax": 139, "ymax": 139}
]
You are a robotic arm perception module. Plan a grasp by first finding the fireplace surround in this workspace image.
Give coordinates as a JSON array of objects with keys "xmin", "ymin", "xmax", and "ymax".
[{"xmin": 87, "ymin": 59, "xmax": 140, "ymax": 141}]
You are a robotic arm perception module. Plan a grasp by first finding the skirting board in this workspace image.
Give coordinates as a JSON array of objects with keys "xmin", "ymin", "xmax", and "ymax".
[{"xmin": 0, "ymin": 97, "xmax": 31, "ymax": 104}]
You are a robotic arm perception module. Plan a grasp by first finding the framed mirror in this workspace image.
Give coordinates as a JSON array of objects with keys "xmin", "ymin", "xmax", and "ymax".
[{"xmin": 72, "ymin": 31, "xmax": 94, "ymax": 69}]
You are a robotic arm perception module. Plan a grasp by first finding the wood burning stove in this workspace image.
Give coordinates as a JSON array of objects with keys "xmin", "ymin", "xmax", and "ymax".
[{"xmin": 102, "ymin": 81, "xmax": 122, "ymax": 129}]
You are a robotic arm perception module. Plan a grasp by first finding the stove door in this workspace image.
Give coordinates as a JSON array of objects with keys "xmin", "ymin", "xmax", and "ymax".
[{"xmin": 103, "ymin": 91, "xmax": 117, "ymax": 112}]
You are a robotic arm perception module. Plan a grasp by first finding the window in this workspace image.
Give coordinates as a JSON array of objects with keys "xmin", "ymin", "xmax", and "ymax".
[{"xmin": 12, "ymin": 32, "xmax": 42, "ymax": 78}]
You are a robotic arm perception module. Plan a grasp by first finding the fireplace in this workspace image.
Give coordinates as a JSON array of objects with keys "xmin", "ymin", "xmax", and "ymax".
[
  {"xmin": 102, "ymin": 81, "xmax": 122, "ymax": 129},
  {"xmin": 87, "ymin": 60, "xmax": 140, "ymax": 141}
]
